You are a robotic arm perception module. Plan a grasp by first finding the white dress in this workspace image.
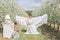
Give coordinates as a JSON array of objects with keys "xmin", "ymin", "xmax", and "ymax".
[
  {"xmin": 12, "ymin": 31, "xmax": 19, "ymax": 39},
  {"xmin": 3, "ymin": 21, "xmax": 14, "ymax": 38},
  {"xmin": 25, "ymin": 18, "xmax": 39, "ymax": 34}
]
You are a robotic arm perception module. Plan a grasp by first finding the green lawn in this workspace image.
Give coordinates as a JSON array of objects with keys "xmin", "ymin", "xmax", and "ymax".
[
  {"xmin": 15, "ymin": 34, "xmax": 51, "ymax": 40},
  {"xmin": 14, "ymin": 24, "xmax": 51, "ymax": 40}
]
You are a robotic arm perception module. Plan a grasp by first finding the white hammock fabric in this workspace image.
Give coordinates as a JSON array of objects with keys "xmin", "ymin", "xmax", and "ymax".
[
  {"xmin": 15, "ymin": 14, "xmax": 48, "ymax": 34},
  {"xmin": 33, "ymin": 14, "xmax": 48, "ymax": 28}
]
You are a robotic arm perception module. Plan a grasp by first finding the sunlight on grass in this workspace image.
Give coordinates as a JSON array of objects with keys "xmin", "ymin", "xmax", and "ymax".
[{"xmin": 15, "ymin": 34, "xmax": 47, "ymax": 40}]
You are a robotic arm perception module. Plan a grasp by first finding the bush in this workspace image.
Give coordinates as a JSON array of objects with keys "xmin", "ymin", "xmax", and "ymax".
[{"xmin": 21, "ymin": 27, "xmax": 27, "ymax": 32}]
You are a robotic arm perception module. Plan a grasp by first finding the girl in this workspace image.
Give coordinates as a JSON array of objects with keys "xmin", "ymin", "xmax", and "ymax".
[
  {"xmin": 12, "ymin": 22, "xmax": 20, "ymax": 39},
  {"xmin": 3, "ymin": 15, "xmax": 14, "ymax": 40},
  {"xmin": 25, "ymin": 13, "xmax": 39, "ymax": 34}
]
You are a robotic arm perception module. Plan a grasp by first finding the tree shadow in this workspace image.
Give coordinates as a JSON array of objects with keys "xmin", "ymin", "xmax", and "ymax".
[{"xmin": 38, "ymin": 24, "xmax": 59, "ymax": 40}]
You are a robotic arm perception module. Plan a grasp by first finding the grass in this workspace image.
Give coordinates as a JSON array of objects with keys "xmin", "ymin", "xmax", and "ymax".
[
  {"xmin": 0, "ymin": 24, "xmax": 58, "ymax": 40},
  {"xmin": 15, "ymin": 34, "xmax": 48, "ymax": 40}
]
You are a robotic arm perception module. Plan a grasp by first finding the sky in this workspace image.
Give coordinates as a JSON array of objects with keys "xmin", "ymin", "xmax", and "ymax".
[{"xmin": 17, "ymin": 0, "xmax": 45, "ymax": 10}]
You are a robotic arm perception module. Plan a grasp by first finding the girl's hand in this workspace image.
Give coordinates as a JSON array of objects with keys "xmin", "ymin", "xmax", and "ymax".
[{"xmin": 27, "ymin": 23, "xmax": 31, "ymax": 25}]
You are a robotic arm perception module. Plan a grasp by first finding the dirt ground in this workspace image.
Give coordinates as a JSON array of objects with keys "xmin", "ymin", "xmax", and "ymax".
[{"xmin": 0, "ymin": 33, "xmax": 13, "ymax": 40}]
